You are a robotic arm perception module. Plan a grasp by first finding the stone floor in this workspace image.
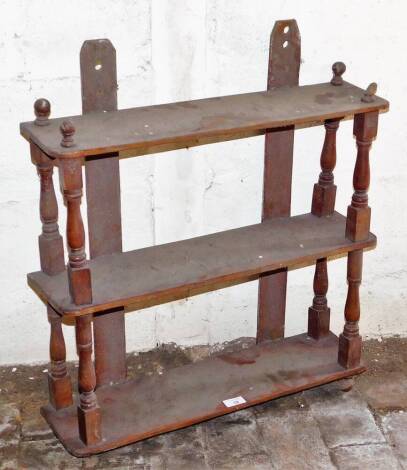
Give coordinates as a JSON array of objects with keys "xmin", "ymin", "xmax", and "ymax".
[{"xmin": 0, "ymin": 336, "xmax": 406, "ymax": 469}]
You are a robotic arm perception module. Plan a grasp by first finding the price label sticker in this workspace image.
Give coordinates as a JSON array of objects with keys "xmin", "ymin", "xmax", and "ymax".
[{"xmin": 222, "ymin": 396, "xmax": 246, "ymax": 408}]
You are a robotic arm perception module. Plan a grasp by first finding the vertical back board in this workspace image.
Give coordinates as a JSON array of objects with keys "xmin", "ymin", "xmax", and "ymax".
[
  {"xmin": 257, "ymin": 20, "xmax": 301, "ymax": 342},
  {"xmin": 80, "ymin": 39, "xmax": 126, "ymax": 385}
]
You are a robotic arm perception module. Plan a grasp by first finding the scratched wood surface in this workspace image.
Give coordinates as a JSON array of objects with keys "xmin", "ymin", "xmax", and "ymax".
[
  {"xmin": 80, "ymin": 39, "xmax": 127, "ymax": 386},
  {"xmin": 27, "ymin": 212, "xmax": 376, "ymax": 317},
  {"xmin": 257, "ymin": 19, "xmax": 300, "ymax": 343},
  {"xmin": 41, "ymin": 332, "xmax": 365, "ymax": 456},
  {"xmin": 20, "ymin": 82, "xmax": 388, "ymax": 159}
]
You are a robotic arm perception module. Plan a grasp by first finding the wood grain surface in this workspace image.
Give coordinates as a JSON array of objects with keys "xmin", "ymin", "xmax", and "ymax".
[
  {"xmin": 27, "ymin": 212, "xmax": 376, "ymax": 317},
  {"xmin": 20, "ymin": 82, "xmax": 388, "ymax": 159},
  {"xmin": 41, "ymin": 332, "xmax": 365, "ymax": 456}
]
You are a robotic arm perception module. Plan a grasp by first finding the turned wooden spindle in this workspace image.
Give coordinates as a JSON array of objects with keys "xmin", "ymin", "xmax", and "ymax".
[
  {"xmin": 31, "ymin": 142, "xmax": 65, "ymax": 275},
  {"xmin": 345, "ymin": 111, "xmax": 378, "ymax": 241},
  {"xmin": 308, "ymin": 258, "xmax": 330, "ymax": 340},
  {"xmin": 31, "ymin": 102, "xmax": 73, "ymax": 409},
  {"xmin": 311, "ymin": 118, "xmax": 341, "ymax": 216},
  {"xmin": 330, "ymin": 61, "xmax": 346, "ymax": 86},
  {"xmin": 59, "ymin": 157, "xmax": 92, "ymax": 305},
  {"xmin": 338, "ymin": 250, "xmax": 363, "ymax": 368},
  {"xmin": 34, "ymin": 98, "xmax": 51, "ymax": 126},
  {"xmin": 76, "ymin": 315, "xmax": 101, "ymax": 445},
  {"xmin": 47, "ymin": 305, "xmax": 73, "ymax": 409},
  {"xmin": 308, "ymin": 118, "xmax": 340, "ymax": 339}
]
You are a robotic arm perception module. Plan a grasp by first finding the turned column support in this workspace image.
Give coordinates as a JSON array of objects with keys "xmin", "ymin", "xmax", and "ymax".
[
  {"xmin": 308, "ymin": 258, "xmax": 330, "ymax": 339},
  {"xmin": 30, "ymin": 128, "xmax": 65, "ymax": 275},
  {"xmin": 345, "ymin": 111, "xmax": 378, "ymax": 241},
  {"xmin": 311, "ymin": 118, "xmax": 341, "ymax": 217},
  {"xmin": 308, "ymin": 116, "xmax": 341, "ymax": 339},
  {"xmin": 31, "ymin": 99, "xmax": 73, "ymax": 409},
  {"xmin": 59, "ymin": 139, "xmax": 93, "ymax": 305},
  {"xmin": 47, "ymin": 305, "xmax": 73, "ymax": 409},
  {"xmin": 75, "ymin": 315, "xmax": 101, "ymax": 445},
  {"xmin": 338, "ymin": 250, "xmax": 363, "ymax": 368}
]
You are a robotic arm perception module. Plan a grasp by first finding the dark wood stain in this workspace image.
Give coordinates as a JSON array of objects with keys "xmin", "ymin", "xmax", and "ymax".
[
  {"xmin": 21, "ymin": 19, "xmax": 388, "ymax": 457},
  {"xmin": 80, "ymin": 39, "xmax": 127, "ymax": 387},
  {"xmin": 27, "ymin": 212, "xmax": 376, "ymax": 317},
  {"xmin": 257, "ymin": 19, "xmax": 300, "ymax": 343},
  {"xmin": 20, "ymin": 82, "xmax": 388, "ymax": 160},
  {"xmin": 41, "ymin": 333, "xmax": 365, "ymax": 457},
  {"xmin": 315, "ymin": 92, "xmax": 335, "ymax": 105}
]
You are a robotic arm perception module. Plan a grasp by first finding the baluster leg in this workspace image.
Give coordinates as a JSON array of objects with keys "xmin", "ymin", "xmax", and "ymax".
[
  {"xmin": 30, "ymin": 114, "xmax": 73, "ymax": 409},
  {"xmin": 31, "ymin": 143, "xmax": 66, "ymax": 275},
  {"xmin": 76, "ymin": 315, "xmax": 101, "ymax": 445},
  {"xmin": 339, "ymin": 111, "xmax": 378, "ymax": 366},
  {"xmin": 47, "ymin": 305, "xmax": 73, "ymax": 409},
  {"xmin": 345, "ymin": 111, "xmax": 378, "ymax": 241},
  {"xmin": 311, "ymin": 118, "xmax": 340, "ymax": 217},
  {"xmin": 308, "ymin": 118, "xmax": 340, "ymax": 338},
  {"xmin": 308, "ymin": 258, "xmax": 330, "ymax": 339},
  {"xmin": 59, "ymin": 146, "xmax": 92, "ymax": 305},
  {"xmin": 338, "ymin": 250, "xmax": 363, "ymax": 368}
]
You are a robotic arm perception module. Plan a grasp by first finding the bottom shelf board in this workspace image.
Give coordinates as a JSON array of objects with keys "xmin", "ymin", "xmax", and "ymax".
[{"xmin": 42, "ymin": 332, "xmax": 365, "ymax": 457}]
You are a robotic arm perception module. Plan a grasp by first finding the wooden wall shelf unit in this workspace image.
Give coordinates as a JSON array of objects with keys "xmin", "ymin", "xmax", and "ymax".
[{"xmin": 21, "ymin": 20, "xmax": 389, "ymax": 457}]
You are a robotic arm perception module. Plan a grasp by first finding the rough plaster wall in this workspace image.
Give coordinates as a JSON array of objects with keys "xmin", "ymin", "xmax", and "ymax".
[{"xmin": 0, "ymin": 1, "xmax": 406, "ymax": 364}]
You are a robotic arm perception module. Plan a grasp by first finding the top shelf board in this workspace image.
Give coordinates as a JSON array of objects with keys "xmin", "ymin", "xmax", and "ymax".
[{"xmin": 20, "ymin": 81, "xmax": 388, "ymax": 159}]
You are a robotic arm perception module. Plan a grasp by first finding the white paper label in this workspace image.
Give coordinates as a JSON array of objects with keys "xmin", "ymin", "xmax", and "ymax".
[{"xmin": 222, "ymin": 396, "xmax": 246, "ymax": 407}]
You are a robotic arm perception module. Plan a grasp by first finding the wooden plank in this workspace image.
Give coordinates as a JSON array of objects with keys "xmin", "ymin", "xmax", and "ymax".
[
  {"xmin": 258, "ymin": 19, "xmax": 301, "ymax": 342},
  {"xmin": 81, "ymin": 40, "xmax": 118, "ymax": 115},
  {"xmin": 20, "ymin": 82, "xmax": 389, "ymax": 160},
  {"xmin": 27, "ymin": 212, "xmax": 376, "ymax": 317},
  {"xmin": 41, "ymin": 332, "xmax": 366, "ymax": 456},
  {"xmin": 80, "ymin": 39, "xmax": 126, "ymax": 386}
]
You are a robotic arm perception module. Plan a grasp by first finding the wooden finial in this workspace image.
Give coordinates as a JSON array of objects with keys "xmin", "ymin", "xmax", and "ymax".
[
  {"xmin": 330, "ymin": 62, "xmax": 346, "ymax": 86},
  {"xmin": 34, "ymin": 98, "xmax": 51, "ymax": 126},
  {"xmin": 361, "ymin": 82, "xmax": 377, "ymax": 103},
  {"xmin": 60, "ymin": 120, "xmax": 75, "ymax": 147}
]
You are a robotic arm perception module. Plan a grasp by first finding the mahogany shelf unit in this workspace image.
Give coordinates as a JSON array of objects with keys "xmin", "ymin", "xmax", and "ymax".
[{"xmin": 21, "ymin": 19, "xmax": 389, "ymax": 457}]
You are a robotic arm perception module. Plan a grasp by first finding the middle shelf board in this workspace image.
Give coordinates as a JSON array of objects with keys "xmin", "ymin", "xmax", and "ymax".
[
  {"xmin": 28, "ymin": 212, "xmax": 376, "ymax": 317},
  {"xmin": 20, "ymin": 81, "xmax": 389, "ymax": 160}
]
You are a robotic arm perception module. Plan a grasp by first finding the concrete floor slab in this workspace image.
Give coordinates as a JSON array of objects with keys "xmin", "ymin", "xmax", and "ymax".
[
  {"xmin": 331, "ymin": 443, "xmax": 401, "ymax": 470},
  {"xmin": 201, "ymin": 409, "xmax": 271, "ymax": 469},
  {"xmin": 381, "ymin": 411, "xmax": 407, "ymax": 469},
  {"xmin": 0, "ymin": 403, "xmax": 20, "ymax": 442},
  {"xmin": 19, "ymin": 439, "xmax": 82, "ymax": 470},
  {"xmin": 304, "ymin": 385, "xmax": 386, "ymax": 448},
  {"xmin": 254, "ymin": 397, "xmax": 335, "ymax": 470}
]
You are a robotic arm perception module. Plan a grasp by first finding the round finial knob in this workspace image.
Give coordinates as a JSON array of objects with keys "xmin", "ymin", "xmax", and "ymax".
[
  {"xmin": 330, "ymin": 62, "xmax": 346, "ymax": 86},
  {"xmin": 60, "ymin": 120, "xmax": 76, "ymax": 148},
  {"xmin": 34, "ymin": 98, "xmax": 51, "ymax": 126},
  {"xmin": 361, "ymin": 82, "xmax": 377, "ymax": 103}
]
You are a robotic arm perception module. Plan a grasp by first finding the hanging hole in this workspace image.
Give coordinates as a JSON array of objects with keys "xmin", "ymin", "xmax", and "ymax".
[
  {"xmin": 284, "ymin": 26, "xmax": 290, "ymax": 34},
  {"xmin": 95, "ymin": 62, "xmax": 102, "ymax": 71},
  {"xmin": 283, "ymin": 40, "xmax": 288, "ymax": 48}
]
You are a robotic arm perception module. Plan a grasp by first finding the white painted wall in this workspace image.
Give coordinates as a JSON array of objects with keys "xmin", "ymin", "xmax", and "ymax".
[{"xmin": 1, "ymin": 1, "xmax": 406, "ymax": 365}]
